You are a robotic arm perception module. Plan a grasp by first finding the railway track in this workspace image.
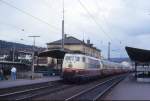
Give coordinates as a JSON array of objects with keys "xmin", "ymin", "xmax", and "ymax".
[
  {"xmin": 0, "ymin": 81, "xmax": 74, "ymax": 101},
  {"xmin": 0, "ymin": 74, "xmax": 127, "ymax": 101},
  {"xmin": 65, "ymin": 75, "xmax": 126, "ymax": 101},
  {"xmin": 0, "ymin": 80, "xmax": 60, "ymax": 95}
]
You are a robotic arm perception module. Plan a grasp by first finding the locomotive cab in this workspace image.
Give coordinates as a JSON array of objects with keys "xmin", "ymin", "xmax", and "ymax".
[{"xmin": 62, "ymin": 53, "xmax": 86, "ymax": 80}]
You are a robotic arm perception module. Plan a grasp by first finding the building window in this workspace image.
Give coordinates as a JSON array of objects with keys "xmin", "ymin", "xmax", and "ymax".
[{"xmin": 82, "ymin": 57, "xmax": 86, "ymax": 62}]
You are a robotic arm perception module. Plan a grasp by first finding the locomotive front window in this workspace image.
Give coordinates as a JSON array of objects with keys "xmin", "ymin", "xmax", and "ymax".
[
  {"xmin": 65, "ymin": 56, "xmax": 74, "ymax": 61},
  {"xmin": 75, "ymin": 56, "xmax": 80, "ymax": 61}
]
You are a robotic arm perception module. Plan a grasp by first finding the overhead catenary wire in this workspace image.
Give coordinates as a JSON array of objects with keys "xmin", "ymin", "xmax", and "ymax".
[
  {"xmin": 78, "ymin": 0, "xmax": 123, "ymax": 47},
  {"xmin": 0, "ymin": 0, "xmax": 60, "ymax": 32},
  {"xmin": 0, "ymin": 20, "xmax": 25, "ymax": 32},
  {"xmin": 77, "ymin": 0, "xmax": 126, "ymax": 58},
  {"xmin": 77, "ymin": 0, "xmax": 112, "ymax": 42},
  {"xmin": 38, "ymin": 0, "xmax": 55, "ymax": 9},
  {"xmin": 0, "ymin": 20, "xmax": 61, "ymax": 46},
  {"xmin": 95, "ymin": 0, "xmax": 123, "ymax": 44}
]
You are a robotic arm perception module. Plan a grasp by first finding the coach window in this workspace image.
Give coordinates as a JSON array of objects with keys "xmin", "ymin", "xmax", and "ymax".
[{"xmin": 75, "ymin": 57, "xmax": 80, "ymax": 61}]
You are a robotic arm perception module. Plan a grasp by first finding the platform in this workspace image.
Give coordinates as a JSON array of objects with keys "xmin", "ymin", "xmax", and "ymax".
[
  {"xmin": 0, "ymin": 76, "xmax": 61, "ymax": 89},
  {"xmin": 102, "ymin": 74, "xmax": 150, "ymax": 100}
]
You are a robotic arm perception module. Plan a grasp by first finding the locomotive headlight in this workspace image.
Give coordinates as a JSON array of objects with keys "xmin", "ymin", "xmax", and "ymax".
[
  {"xmin": 75, "ymin": 70, "xmax": 79, "ymax": 73},
  {"xmin": 68, "ymin": 63, "xmax": 73, "ymax": 68}
]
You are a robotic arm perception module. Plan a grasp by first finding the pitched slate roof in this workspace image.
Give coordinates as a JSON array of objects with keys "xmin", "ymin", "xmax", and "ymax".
[
  {"xmin": 125, "ymin": 46, "xmax": 150, "ymax": 63},
  {"xmin": 47, "ymin": 36, "xmax": 101, "ymax": 52},
  {"xmin": 47, "ymin": 36, "xmax": 84, "ymax": 45}
]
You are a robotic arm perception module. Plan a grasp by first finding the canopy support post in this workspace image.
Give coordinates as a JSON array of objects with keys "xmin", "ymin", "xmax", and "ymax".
[{"xmin": 135, "ymin": 62, "xmax": 137, "ymax": 78}]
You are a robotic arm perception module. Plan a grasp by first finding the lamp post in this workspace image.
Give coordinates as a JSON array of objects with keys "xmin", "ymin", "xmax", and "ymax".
[{"xmin": 28, "ymin": 36, "xmax": 40, "ymax": 79}]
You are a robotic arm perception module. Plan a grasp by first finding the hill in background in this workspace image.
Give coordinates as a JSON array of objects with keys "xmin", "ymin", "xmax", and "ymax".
[
  {"xmin": 110, "ymin": 57, "xmax": 131, "ymax": 63},
  {"xmin": 0, "ymin": 40, "xmax": 45, "ymax": 55}
]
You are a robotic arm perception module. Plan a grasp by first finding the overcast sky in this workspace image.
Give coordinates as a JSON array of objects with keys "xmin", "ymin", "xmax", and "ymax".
[{"xmin": 0, "ymin": 0, "xmax": 150, "ymax": 58}]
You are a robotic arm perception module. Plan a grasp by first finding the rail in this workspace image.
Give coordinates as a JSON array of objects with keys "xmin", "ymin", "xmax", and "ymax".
[
  {"xmin": 0, "ymin": 81, "xmax": 73, "ymax": 100},
  {"xmin": 65, "ymin": 75, "xmax": 126, "ymax": 101}
]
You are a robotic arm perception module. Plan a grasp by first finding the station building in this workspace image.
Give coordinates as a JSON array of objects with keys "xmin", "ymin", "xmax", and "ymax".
[
  {"xmin": 35, "ymin": 35, "xmax": 102, "ymax": 75},
  {"xmin": 47, "ymin": 36, "xmax": 101, "ymax": 58},
  {"xmin": 46, "ymin": 35, "xmax": 101, "ymax": 65}
]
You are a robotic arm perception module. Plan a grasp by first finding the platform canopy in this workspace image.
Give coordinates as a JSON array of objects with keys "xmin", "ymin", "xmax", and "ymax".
[
  {"xmin": 38, "ymin": 48, "xmax": 71, "ymax": 59},
  {"xmin": 125, "ymin": 46, "xmax": 150, "ymax": 63}
]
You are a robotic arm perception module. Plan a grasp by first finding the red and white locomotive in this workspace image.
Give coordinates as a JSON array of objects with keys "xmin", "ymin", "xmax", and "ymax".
[{"xmin": 62, "ymin": 53, "xmax": 130, "ymax": 81}]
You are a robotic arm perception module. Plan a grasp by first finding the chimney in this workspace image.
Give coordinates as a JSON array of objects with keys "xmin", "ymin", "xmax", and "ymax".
[
  {"xmin": 64, "ymin": 34, "xmax": 67, "ymax": 39},
  {"xmin": 87, "ymin": 39, "xmax": 90, "ymax": 45}
]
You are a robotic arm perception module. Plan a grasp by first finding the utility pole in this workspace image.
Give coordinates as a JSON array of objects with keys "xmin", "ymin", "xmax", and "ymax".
[
  {"xmin": 62, "ymin": 0, "xmax": 64, "ymax": 50},
  {"xmin": 108, "ymin": 42, "xmax": 111, "ymax": 60},
  {"xmin": 28, "ymin": 36, "xmax": 40, "ymax": 79}
]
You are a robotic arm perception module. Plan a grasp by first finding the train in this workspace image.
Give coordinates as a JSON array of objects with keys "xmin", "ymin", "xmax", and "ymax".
[{"xmin": 62, "ymin": 53, "xmax": 131, "ymax": 82}]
